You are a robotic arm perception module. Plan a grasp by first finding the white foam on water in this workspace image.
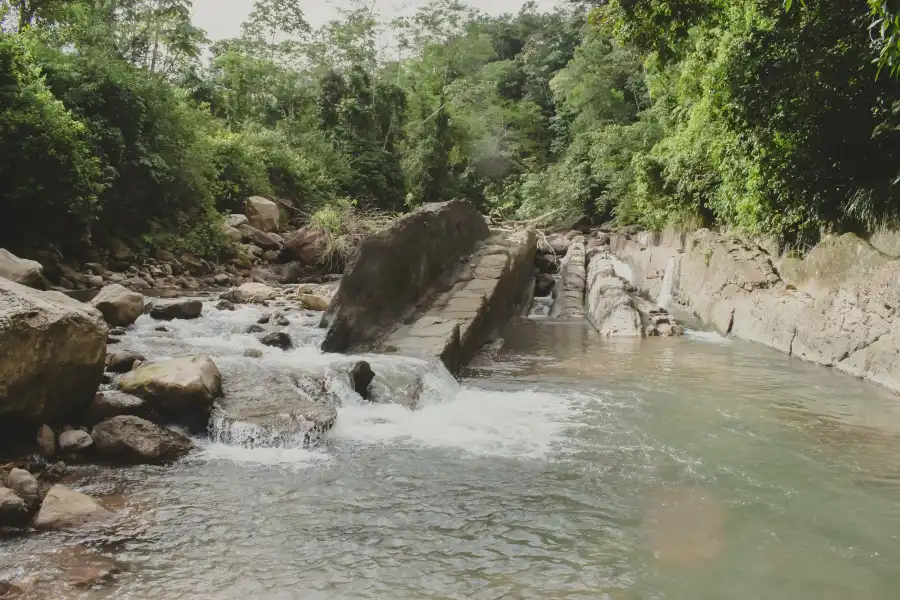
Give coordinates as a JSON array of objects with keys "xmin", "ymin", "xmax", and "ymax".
[
  {"xmin": 657, "ymin": 256, "xmax": 676, "ymax": 308},
  {"xmin": 333, "ymin": 386, "xmax": 582, "ymax": 459},
  {"xmin": 685, "ymin": 329, "xmax": 730, "ymax": 344},
  {"xmin": 195, "ymin": 439, "xmax": 332, "ymax": 468}
]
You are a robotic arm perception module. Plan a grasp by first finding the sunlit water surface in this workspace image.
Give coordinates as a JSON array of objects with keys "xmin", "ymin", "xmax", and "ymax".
[{"xmin": 4, "ymin": 302, "xmax": 900, "ymax": 599}]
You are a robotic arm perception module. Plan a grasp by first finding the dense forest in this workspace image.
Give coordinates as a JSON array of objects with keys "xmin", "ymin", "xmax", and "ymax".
[{"xmin": 3, "ymin": 0, "xmax": 900, "ymax": 260}]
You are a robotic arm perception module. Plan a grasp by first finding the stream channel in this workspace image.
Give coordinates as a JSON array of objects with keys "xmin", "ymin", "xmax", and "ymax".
[{"xmin": 3, "ymin": 296, "xmax": 900, "ymax": 599}]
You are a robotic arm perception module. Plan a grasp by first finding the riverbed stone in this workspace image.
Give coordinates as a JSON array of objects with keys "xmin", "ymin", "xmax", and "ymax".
[
  {"xmin": 245, "ymin": 196, "xmax": 280, "ymax": 233},
  {"xmin": 298, "ymin": 293, "xmax": 329, "ymax": 311},
  {"xmin": 148, "ymin": 298, "xmax": 202, "ymax": 320},
  {"xmin": 0, "ymin": 488, "xmax": 27, "ymax": 527},
  {"xmin": 33, "ymin": 485, "xmax": 111, "ymax": 530},
  {"xmin": 238, "ymin": 282, "xmax": 278, "ymax": 303},
  {"xmin": 0, "ymin": 249, "xmax": 43, "ymax": 288},
  {"xmin": 351, "ymin": 361, "xmax": 375, "ymax": 399},
  {"xmin": 6, "ymin": 468, "xmax": 39, "ymax": 513},
  {"xmin": 0, "ymin": 279, "xmax": 107, "ymax": 424},
  {"xmin": 260, "ymin": 331, "xmax": 293, "ymax": 350},
  {"xmin": 92, "ymin": 416, "xmax": 192, "ymax": 464},
  {"xmin": 117, "ymin": 356, "xmax": 222, "ymax": 420},
  {"xmin": 216, "ymin": 299, "xmax": 235, "ymax": 311},
  {"xmin": 86, "ymin": 391, "xmax": 151, "ymax": 425},
  {"xmin": 238, "ymin": 224, "xmax": 282, "ymax": 251},
  {"xmin": 89, "ymin": 284, "xmax": 144, "ymax": 327},
  {"xmin": 105, "ymin": 350, "xmax": 146, "ymax": 373},
  {"xmin": 59, "ymin": 430, "xmax": 94, "ymax": 454}
]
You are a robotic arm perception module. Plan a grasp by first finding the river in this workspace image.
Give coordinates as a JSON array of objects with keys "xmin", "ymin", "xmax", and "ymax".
[{"xmin": 3, "ymin": 299, "xmax": 900, "ymax": 599}]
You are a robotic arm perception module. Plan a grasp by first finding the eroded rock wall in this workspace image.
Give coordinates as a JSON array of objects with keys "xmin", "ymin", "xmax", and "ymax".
[{"xmin": 612, "ymin": 229, "xmax": 900, "ymax": 392}]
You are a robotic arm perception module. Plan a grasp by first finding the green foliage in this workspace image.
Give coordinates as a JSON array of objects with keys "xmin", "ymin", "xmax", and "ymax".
[{"xmin": 0, "ymin": 32, "xmax": 101, "ymax": 248}]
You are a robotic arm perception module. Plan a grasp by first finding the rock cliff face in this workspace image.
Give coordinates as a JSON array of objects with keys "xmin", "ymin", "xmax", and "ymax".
[{"xmin": 611, "ymin": 229, "xmax": 900, "ymax": 392}]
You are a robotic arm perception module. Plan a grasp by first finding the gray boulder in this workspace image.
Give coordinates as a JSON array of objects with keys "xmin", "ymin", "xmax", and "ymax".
[
  {"xmin": 260, "ymin": 331, "xmax": 293, "ymax": 350},
  {"xmin": 6, "ymin": 468, "xmax": 40, "ymax": 513},
  {"xmin": 117, "ymin": 356, "xmax": 222, "ymax": 420},
  {"xmin": 0, "ymin": 248, "xmax": 43, "ymax": 288},
  {"xmin": 0, "ymin": 279, "xmax": 107, "ymax": 423},
  {"xmin": 281, "ymin": 227, "xmax": 326, "ymax": 265},
  {"xmin": 245, "ymin": 196, "xmax": 280, "ymax": 233},
  {"xmin": 33, "ymin": 485, "xmax": 111, "ymax": 530},
  {"xmin": 90, "ymin": 284, "xmax": 144, "ymax": 327},
  {"xmin": 105, "ymin": 350, "xmax": 146, "ymax": 373},
  {"xmin": 86, "ymin": 391, "xmax": 152, "ymax": 424},
  {"xmin": 59, "ymin": 430, "xmax": 94, "ymax": 453},
  {"xmin": 92, "ymin": 416, "xmax": 192, "ymax": 465},
  {"xmin": 148, "ymin": 298, "xmax": 202, "ymax": 320},
  {"xmin": 238, "ymin": 224, "xmax": 282, "ymax": 251}
]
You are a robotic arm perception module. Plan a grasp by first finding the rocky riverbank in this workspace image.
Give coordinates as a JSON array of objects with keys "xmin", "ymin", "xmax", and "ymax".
[{"xmin": 611, "ymin": 228, "xmax": 900, "ymax": 393}]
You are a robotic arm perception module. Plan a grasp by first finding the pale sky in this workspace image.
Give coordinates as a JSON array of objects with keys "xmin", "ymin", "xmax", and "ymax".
[{"xmin": 192, "ymin": 0, "xmax": 559, "ymax": 41}]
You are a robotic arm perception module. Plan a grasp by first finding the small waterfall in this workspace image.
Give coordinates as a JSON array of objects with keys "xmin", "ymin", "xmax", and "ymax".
[
  {"xmin": 657, "ymin": 256, "xmax": 677, "ymax": 308},
  {"xmin": 529, "ymin": 296, "xmax": 554, "ymax": 318},
  {"xmin": 209, "ymin": 411, "xmax": 321, "ymax": 449}
]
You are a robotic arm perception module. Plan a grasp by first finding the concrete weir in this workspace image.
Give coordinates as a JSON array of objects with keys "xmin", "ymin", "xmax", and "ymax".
[{"xmin": 321, "ymin": 201, "xmax": 537, "ymax": 373}]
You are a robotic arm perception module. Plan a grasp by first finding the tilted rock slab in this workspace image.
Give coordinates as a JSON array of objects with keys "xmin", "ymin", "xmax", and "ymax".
[
  {"xmin": 585, "ymin": 254, "xmax": 642, "ymax": 337},
  {"xmin": 0, "ymin": 277, "xmax": 107, "ymax": 423}
]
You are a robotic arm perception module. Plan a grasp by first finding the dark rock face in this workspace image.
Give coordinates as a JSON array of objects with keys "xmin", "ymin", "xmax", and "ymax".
[
  {"xmin": 260, "ymin": 332, "xmax": 293, "ymax": 350},
  {"xmin": 535, "ymin": 273, "xmax": 556, "ymax": 297},
  {"xmin": 322, "ymin": 200, "xmax": 490, "ymax": 352},
  {"xmin": 148, "ymin": 298, "xmax": 202, "ymax": 320},
  {"xmin": 350, "ymin": 361, "xmax": 375, "ymax": 399},
  {"xmin": 92, "ymin": 416, "xmax": 193, "ymax": 464}
]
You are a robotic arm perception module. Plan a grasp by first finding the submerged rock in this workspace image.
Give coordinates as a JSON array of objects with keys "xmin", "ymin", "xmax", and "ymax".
[
  {"xmin": 92, "ymin": 416, "xmax": 192, "ymax": 464},
  {"xmin": 215, "ymin": 299, "xmax": 235, "ymax": 311},
  {"xmin": 90, "ymin": 284, "xmax": 144, "ymax": 327},
  {"xmin": 33, "ymin": 485, "xmax": 111, "ymax": 530},
  {"xmin": 6, "ymin": 468, "xmax": 39, "ymax": 513},
  {"xmin": 148, "ymin": 298, "xmax": 202, "ymax": 320},
  {"xmin": 213, "ymin": 370, "xmax": 338, "ymax": 448},
  {"xmin": 0, "ymin": 279, "xmax": 107, "ymax": 424}
]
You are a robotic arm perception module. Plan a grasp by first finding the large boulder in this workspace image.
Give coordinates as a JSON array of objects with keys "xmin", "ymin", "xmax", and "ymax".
[
  {"xmin": 245, "ymin": 196, "xmax": 280, "ymax": 233},
  {"xmin": 0, "ymin": 278, "xmax": 107, "ymax": 423},
  {"xmin": 6, "ymin": 468, "xmax": 39, "ymax": 513},
  {"xmin": 322, "ymin": 200, "xmax": 490, "ymax": 352},
  {"xmin": 225, "ymin": 214, "xmax": 249, "ymax": 229},
  {"xmin": 585, "ymin": 255, "xmax": 642, "ymax": 337},
  {"xmin": 238, "ymin": 224, "xmax": 282, "ymax": 251},
  {"xmin": 0, "ymin": 249, "xmax": 43, "ymax": 288},
  {"xmin": 282, "ymin": 227, "xmax": 327, "ymax": 265},
  {"xmin": 117, "ymin": 356, "xmax": 222, "ymax": 421},
  {"xmin": 90, "ymin": 284, "xmax": 144, "ymax": 327},
  {"xmin": 148, "ymin": 298, "xmax": 202, "ymax": 320},
  {"xmin": 0, "ymin": 488, "xmax": 27, "ymax": 527},
  {"xmin": 33, "ymin": 485, "xmax": 111, "ymax": 530},
  {"xmin": 92, "ymin": 416, "xmax": 192, "ymax": 464}
]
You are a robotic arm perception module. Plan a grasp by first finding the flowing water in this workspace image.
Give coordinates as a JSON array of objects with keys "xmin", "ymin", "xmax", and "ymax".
[{"xmin": 5, "ymin": 299, "xmax": 900, "ymax": 599}]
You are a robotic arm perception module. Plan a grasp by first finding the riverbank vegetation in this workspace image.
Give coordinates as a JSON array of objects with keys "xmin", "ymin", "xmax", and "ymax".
[{"xmin": 2, "ymin": 0, "xmax": 900, "ymax": 257}]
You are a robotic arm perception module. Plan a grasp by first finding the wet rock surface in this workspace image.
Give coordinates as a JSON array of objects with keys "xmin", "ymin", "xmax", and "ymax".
[{"xmin": 92, "ymin": 416, "xmax": 192, "ymax": 464}]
